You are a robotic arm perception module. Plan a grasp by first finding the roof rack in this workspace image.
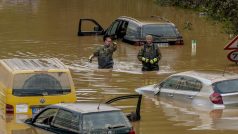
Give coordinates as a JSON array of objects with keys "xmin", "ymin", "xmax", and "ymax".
[
  {"xmin": 150, "ymin": 15, "xmax": 171, "ymax": 23},
  {"xmin": 118, "ymin": 16, "xmax": 141, "ymax": 23}
]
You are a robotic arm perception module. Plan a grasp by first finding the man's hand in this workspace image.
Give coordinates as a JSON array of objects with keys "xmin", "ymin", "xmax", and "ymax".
[
  {"xmin": 88, "ymin": 55, "xmax": 94, "ymax": 63},
  {"xmin": 150, "ymin": 58, "xmax": 158, "ymax": 64},
  {"xmin": 112, "ymin": 42, "xmax": 117, "ymax": 45},
  {"xmin": 142, "ymin": 57, "xmax": 149, "ymax": 63},
  {"xmin": 88, "ymin": 58, "xmax": 92, "ymax": 63}
]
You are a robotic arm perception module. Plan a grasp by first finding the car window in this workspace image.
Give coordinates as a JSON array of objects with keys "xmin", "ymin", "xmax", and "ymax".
[
  {"xmin": 34, "ymin": 108, "xmax": 58, "ymax": 126},
  {"xmin": 176, "ymin": 76, "xmax": 202, "ymax": 91},
  {"xmin": 82, "ymin": 111, "xmax": 130, "ymax": 132},
  {"xmin": 117, "ymin": 21, "xmax": 129, "ymax": 38},
  {"xmin": 161, "ymin": 76, "xmax": 182, "ymax": 89},
  {"xmin": 52, "ymin": 109, "xmax": 80, "ymax": 133},
  {"xmin": 107, "ymin": 21, "xmax": 120, "ymax": 36},
  {"xmin": 213, "ymin": 79, "xmax": 238, "ymax": 94},
  {"xmin": 12, "ymin": 72, "xmax": 71, "ymax": 96},
  {"xmin": 124, "ymin": 22, "xmax": 140, "ymax": 40},
  {"xmin": 142, "ymin": 24, "xmax": 177, "ymax": 37}
]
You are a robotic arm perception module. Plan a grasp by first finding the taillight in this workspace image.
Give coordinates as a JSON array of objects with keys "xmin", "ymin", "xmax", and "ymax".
[
  {"xmin": 209, "ymin": 92, "xmax": 223, "ymax": 104},
  {"xmin": 6, "ymin": 104, "xmax": 14, "ymax": 114},
  {"xmin": 129, "ymin": 128, "xmax": 135, "ymax": 134},
  {"xmin": 175, "ymin": 39, "xmax": 184, "ymax": 45}
]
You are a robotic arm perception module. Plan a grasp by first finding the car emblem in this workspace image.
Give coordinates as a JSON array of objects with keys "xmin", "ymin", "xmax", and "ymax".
[
  {"xmin": 40, "ymin": 98, "xmax": 45, "ymax": 104},
  {"xmin": 107, "ymin": 131, "xmax": 112, "ymax": 134}
]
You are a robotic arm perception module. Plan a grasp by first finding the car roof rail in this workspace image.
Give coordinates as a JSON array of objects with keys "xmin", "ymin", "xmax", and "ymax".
[
  {"xmin": 119, "ymin": 16, "xmax": 141, "ymax": 23},
  {"xmin": 150, "ymin": 15, "xmax": 171, "ymax": 23}
]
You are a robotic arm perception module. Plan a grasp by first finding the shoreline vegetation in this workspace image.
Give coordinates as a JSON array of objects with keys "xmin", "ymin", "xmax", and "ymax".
[{"xmin": 155, "ymin": 0, "xmax": 238, "ymax": 35}]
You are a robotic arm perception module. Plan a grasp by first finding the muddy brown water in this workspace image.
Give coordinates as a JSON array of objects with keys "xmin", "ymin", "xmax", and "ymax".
[{"xmin": 1, "ymin": 0, "xmax": 238, "ymax": 134}]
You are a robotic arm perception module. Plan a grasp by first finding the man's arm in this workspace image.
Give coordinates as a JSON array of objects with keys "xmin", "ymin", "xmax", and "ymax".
[
  {"xmin": 109, "ymin": 42, "xmax": 117, "ymax": 52},
  {"xmin": 157, "ymin": 47, "xmax": 162, "ymax": 61},
  {"xmin": 137, "ymin": 48, "xmax": 144, "ymax": 61},
  {"xmin": 88, "ymin": 47, "xmax": 100, "ymax": 62}
]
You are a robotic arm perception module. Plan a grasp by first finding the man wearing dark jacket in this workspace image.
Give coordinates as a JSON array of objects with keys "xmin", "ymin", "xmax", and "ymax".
[
  {"xmin": 88, "ymin": 36, "xmax": 117, "ymax": 69},
  {"xmin": 137, "ymin": 35, "xmax": 162, "ymax": 71}
]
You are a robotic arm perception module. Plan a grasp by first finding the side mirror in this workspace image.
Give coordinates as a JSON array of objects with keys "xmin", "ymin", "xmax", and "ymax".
[
  {"xmin": 25, "ymin": 118, "xmax": 33, "ymax": 124},
  {"xmin": 154, "ymin": 83, "xmax": 163, "ymax": 95}
]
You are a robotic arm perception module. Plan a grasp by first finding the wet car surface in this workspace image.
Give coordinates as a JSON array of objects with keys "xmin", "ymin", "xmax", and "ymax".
[
  {"xmin": 136, "ymin": 70, "xmax": 238, "ymax": 109},
  {"xmin": 25, "ymin": 103, "xmax": 135, "ymax": 134},
  {"xmin": 78, "ymin": 16, "xmax": 183, "ymax": 45}
]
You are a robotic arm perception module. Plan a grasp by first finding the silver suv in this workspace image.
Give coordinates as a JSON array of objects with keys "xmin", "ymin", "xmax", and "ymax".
[{"xmin": 78, "ymin": 16, "xmax": 183, "ymax": 45}]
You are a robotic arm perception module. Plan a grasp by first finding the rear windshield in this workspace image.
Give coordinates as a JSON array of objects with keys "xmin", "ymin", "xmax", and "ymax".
[
  {"xmin": 213, "ymin": 79, "xmax": 238, "ymax": 94},
  {"xmin": 12, "ymin": 72, "xmax": 71, "ymax": 96},
  {"xmin": 142, "ymin": 24, "xmax": 177, "ymax": 37},
  {"xmin": 83, "ymin": 111, "xmax": 131, "ymax": 132}
]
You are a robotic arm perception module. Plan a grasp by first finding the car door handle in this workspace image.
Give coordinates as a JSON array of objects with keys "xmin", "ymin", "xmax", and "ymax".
[
  {"xmin": 188, "ymin": 96, "xmax": 193, "ymax": 99},
  {"xmin": 168, "ymin": 93, "xmax": 173, "ymax": 97}
]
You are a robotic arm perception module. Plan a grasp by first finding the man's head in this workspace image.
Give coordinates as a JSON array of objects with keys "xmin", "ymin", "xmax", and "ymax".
[
  {"xmin": 103, "ymin": 36, "xmax": 112, "ymax": 47},
  {"xmin": 145, "ymin": 35, "xmax": 153, "ymax": 45}
]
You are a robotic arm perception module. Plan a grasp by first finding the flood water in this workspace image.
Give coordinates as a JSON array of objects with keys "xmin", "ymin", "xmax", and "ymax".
[{"xmin": 1, "ymin": 0, "xmax": 238, "ymax": 133}]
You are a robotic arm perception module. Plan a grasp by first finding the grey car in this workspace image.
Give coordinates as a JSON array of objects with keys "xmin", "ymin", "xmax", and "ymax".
[
  {"xmin": 25, "ymin": 94, "xmax": 141, "ymax": 134},
  {"xmin": 136, "ymin": 70, "xmax": 238, "ymax": 109},
  {"xmin": 78, "ymin": 16, "xmax": 183, "ymax": 46}
]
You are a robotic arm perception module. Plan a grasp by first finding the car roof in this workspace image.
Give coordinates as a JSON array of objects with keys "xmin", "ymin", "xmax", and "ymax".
[
  {"xmin": 0, "ymin": 58, "xmax": 68, "ymax": 71},
  {"xmin": 172, "ymin": 70, "xmax": 238, "ymax": 83},
  {"xmin": 52, "ymin": 103, "xmax": 121, "ymax": 114},
  {"xmin": 117, "ymin": 16, "xmax": 174, "ymax": 25}
]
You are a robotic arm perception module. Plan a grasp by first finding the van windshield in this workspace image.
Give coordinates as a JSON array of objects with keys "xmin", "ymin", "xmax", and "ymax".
[
  {"xmin": 213, "ymin": 79, "xmax": 238, "ymax": 94},
  {"xmin": 12, "ymin": 72, "xmax": 71, "ymax": 96},
  {"xmin": 142, "ymin": 24, "xmax": 177, "ymax": 37}
]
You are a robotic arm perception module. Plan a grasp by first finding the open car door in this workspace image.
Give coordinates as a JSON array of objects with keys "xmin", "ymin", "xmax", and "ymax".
[
  {"xmin": 105, "ymin": 94, "xmax": 142, "ymax": 121},
  {"xmin": 78, "ymin": 19, "xmax": 104, "ymax": 36}
]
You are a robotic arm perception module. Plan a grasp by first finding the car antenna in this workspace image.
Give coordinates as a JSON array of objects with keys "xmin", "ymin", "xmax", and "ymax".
[
  {"xmin": 97, "ymin": 97, "xmax": 104, "ymax": 110},
  {"xmin": 97, "ymin": 103, "xmax": 101, "ymax": 110},
  {"xmin": 222, "ymin": 65, "xmax": 228, "ymax": 76}
]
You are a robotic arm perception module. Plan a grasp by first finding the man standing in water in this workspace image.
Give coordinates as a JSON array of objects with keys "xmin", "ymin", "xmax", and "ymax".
[
  {"xmin": 137, "ymin": 35, "xmax": 162, "ymax": 71},
  {"xmin": 88, "ymin": 36, "xmax": 117, "ymax": 69}
]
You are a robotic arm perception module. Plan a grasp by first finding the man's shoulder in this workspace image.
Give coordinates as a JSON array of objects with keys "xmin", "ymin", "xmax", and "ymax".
[{"xmin": 96, "ymin": 45, "xmax": 104, "ymax": 49}]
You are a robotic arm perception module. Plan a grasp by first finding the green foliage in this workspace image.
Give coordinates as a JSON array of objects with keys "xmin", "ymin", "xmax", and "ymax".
[{"xmin": 155, "ymin": 0, "xmax": 238, "ymax": 34}]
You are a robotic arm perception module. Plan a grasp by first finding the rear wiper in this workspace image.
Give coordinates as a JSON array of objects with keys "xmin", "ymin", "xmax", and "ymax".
[
  {"xmin": 145, "ymin": 33, "xmax": 163, "ymax": 38},
  {"xmin": 108, "ymin": 124, "xmax": 126, "ymax": 129},
  {"xmin": 17, "ymin": 91, "xmax": 45, "ymax": 96},
  {"xmin": 45, "ymin": 89, "xmax": 70, "ymax": 95}
]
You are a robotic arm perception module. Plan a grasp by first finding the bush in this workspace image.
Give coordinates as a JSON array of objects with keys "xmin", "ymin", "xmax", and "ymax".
[{"xmin": 155, "ymin": 0, "xmax": 238, "ymax": 34}]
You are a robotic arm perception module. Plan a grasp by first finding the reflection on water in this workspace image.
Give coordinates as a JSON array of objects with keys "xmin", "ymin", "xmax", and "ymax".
[
  {"xmin": 143, "ymin": 94, "xmax": 238, "ymax": 131},
  {"xmin": 0, "ymin": 0, "xmax": 237, "ymax": 134}
]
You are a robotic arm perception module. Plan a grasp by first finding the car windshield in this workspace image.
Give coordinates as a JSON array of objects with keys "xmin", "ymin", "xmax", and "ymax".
[
  {"xmin": 82, "ymin": 111, "xmax": 131, "ymax": 132},
  {"xmin": 12, "ymin": 72, "xmax": 71, "ymax": 96},
  {"xmin": 142, "ymin": 24, "xmax": 177, "ymax": 37},
  {"xmin": 213, "ymin": 79, "xmax": 238, "ymax": 94}
]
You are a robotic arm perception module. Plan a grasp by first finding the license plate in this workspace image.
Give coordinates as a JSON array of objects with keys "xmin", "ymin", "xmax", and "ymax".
[
  {"xmin": 32, "ymin": 107, "xmax": 43, "ymax": 114},
  {"xmin": 16, "ymin": 104, "xmax": 28, "ymax": 113}
]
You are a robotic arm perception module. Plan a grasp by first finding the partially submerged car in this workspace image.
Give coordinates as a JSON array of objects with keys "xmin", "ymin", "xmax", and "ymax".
[
  {"xmin": 25, "ymin": 94, "xmax": 142, "ymax": 134},
  {"xmin": 0, "ymin": 58, "xmax": 77, "ymax": 115},
  {"xmin": 78, "ymin": 16, "xmax": 183, "ymax": 46},
  {"xmin": 135, "ymin": 70, "xmax": 238, "ymax": 109}
]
